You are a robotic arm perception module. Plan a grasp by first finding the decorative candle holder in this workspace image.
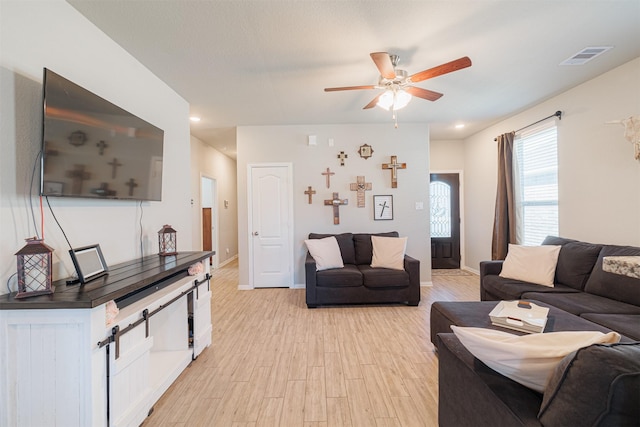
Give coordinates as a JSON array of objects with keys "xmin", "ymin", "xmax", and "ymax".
[
  {"xmin": 158, "ymin": 225, "xmax": 177, "ymax": 256},
  {"xmin": 15, "ymin": 237, "xmax": 54, "ymax": 299}
]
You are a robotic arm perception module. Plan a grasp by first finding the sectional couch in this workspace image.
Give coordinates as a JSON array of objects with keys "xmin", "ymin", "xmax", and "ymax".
[
  {"xmin": 304, "ymin": 232, "xmax": 420, "ymax": 308},
  {"xmin": 480, "ymin": 236, "xmax": 640, "ymax": 340},
  {"xmin": 433, "ymin": 236, "xmax": 640, "ymax": 426}
]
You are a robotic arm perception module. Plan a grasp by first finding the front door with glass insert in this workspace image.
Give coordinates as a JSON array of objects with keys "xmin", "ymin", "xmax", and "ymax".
[{"xmin": 430, "ymin": 173, "xmax": 461, "ymax": 269}]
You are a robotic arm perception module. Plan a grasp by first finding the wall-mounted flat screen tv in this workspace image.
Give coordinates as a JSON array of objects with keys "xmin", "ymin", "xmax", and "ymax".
[{"xmin": 40, "ymin": 68, "xmax": 164, "ymax": 201}]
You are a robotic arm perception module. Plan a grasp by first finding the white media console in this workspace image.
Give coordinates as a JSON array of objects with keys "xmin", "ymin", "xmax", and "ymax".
[{"xmin": 0, "ymin": 251, "xmax": 213, "ymax": 427}]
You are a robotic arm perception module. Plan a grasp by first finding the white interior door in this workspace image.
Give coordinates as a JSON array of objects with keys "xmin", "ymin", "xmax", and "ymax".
[{"xmin": 249, "ymin": 164, "xmax": 293, "ymax": 288}]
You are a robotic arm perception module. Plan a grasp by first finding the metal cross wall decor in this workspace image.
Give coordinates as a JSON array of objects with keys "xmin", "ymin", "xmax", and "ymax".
[
  {"xmin": 125, "ymin": 178, "xmax": 138, "ymax": 196},
  {"xmin": 349, "ymin": 176, "xmax": 372, "ymax": 208},
  {"xmin": 382, "ymin": 155, "xmax": 407, "ymax": 188},
  {"xmin": 324, "ymin": 192, "xmax": 348, "ymax": 225},
  {"xmin": 304, "ymin": 186, "xmax": 316, "ymax": 204},
  {"xmin": 97, "ymin": 140, "xmax": 109, "ymax": 155},
  {"xmin": 321, "ymin": 167, "xmax": 335, "ymax": 188},
  {"xmin": 337, "ymin": 151, "xmax": 348, "ymax": 166}
]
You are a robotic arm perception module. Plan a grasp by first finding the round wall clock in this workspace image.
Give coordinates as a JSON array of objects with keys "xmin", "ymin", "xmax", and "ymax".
[
  {"xmin": 358, "ymin": 143, "xmax": 374, "ymax": 159},
  {"xmin": 374, "ymin": 195, "xmax": 393, "ymax": 220}
]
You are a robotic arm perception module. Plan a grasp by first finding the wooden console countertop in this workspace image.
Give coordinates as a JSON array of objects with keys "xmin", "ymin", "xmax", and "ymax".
[{"xmin": 0, "ymin": 251, "xmax": 214, "ymax": 310}]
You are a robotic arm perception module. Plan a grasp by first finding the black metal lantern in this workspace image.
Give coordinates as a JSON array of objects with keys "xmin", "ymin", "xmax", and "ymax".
[
  {"xmin": 158, "ymin": 224, "xmax": 177, "ymax": 256},
  {"xmin": 15, "ymin": 237, "xmax": 54, "ymax": 299}
]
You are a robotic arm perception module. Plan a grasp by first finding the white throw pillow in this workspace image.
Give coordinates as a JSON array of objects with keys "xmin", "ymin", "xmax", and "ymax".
[
  {"xmin": 499, "ymin": 244, "xmax": 561, "ymax": 287},
  {"xmin": 371, "ymin": 236, "xmax": 407, "ymax": 270},
  {"xmin": 451, "ymin": 326, "xmax": 620, "ymax": 393},
  {"xmin": 304, "ymin": 237, "xmax": 344, "ymax": 271}
]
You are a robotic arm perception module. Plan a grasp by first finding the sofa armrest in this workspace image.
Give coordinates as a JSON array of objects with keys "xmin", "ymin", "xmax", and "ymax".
[
  {"xmin": 480, "ymin": 260, "xmax": 504, "ymax": 277},
  {"xmin": 480, "ymin": 260, "xmax": 504, "ymax": 301},
  {"xmin": 305, "ymin": 251, "xmax": 318, "ymax": 307},
  {"xmin": 404, "ymin": 254, "xmax": 421, "ymax": 305}
]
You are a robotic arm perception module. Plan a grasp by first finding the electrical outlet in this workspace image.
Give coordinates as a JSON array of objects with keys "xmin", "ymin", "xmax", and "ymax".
[{"xmin": 226, "ymin": 248, "xmax": 230, "ymax": 254}]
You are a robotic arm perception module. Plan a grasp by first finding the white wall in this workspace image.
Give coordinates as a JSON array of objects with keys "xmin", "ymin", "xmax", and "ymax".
[
  {"xmin": 190, "ymin": 135, "xmax": 239, "ymax": 265},
  {"xmin": 430, "ymin": 139, "xmax": 465, "ymax": 171},
  {"xmin": 236, "ymin": 123, "xmax": 431, "ymax": 288},
  {"xmin": 0, "ymin": 0, "xmax": 193, "ymax": 294},
  {"xmin": 464, "ymin": 57, "xmax": 640, "ymax": 271}
]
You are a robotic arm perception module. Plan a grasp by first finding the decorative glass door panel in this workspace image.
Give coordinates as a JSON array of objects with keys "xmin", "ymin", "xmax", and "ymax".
[
  {"xmin": 430, "ymin": 173, "xmax": 461, "ymax": 269},
  {"xmin": 430, "ymin": 181, "xmax": 451, "ymax": 238}
]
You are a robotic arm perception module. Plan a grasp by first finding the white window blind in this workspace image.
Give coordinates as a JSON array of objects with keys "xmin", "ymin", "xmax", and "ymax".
[{"xmin": 513, "ymin": 123, "xmax": 558, "ymax": 245}]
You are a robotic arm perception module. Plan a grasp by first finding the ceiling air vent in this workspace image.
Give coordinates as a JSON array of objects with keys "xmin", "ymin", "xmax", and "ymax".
[{"xmin": 560, "ymin": 46, "xmax": 613, "ymax": 65}]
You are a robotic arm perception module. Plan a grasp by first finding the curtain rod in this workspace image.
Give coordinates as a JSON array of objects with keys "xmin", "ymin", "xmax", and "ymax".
[{"xmin": 494, "ymin": 110, "xmax": 562, "ymax": 141}]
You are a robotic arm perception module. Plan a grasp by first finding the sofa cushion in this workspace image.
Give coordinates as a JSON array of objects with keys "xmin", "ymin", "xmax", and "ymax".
[
  {"xmin": 521, "ymin": 291, "xmax": 640, "ymax": 316},
  {"xmin": 542, "ymin": 236, "xmax": 603, "ymax": 290},
  {"xmin": 308, "ymin": 232, "xmax": 356, "ymax": 264},
  {"xmin": 483, "ymin": 275, "xmax": 579, "ymax": 301},
  {"xmin": 358, "ymin": 265, "xmax": 409, "ymax": 288},
  {"xmin": 584, "ymin": 245, "xmax": 640, "ymax": 306},
  {"xmin": 580, "ymin": 313, "xmax": 640, "ymax": 341},
  {"xmin": 539, "ymin": 342, "xmax": 640, "ymax": 427},
  {"xmin": 451, "ymin": 326, "xmax": 620, "ymax": 393},
  {"xmin": 499, "ymin": 244, "xmax": 561, "ymax": 287},
  {"xmin": 353, "ymin": 232, "xmax": 398, "ymax": 265},
  {"xmin": 370, "ymin": 235, "xmax": 407, "ymax": 270},
  {"xmin": 315, "ymin": 264, "xmax": 362, "ymax": 287},
  {"xmin": 304, "ymin": 236, "xmax": 344, "ymax": 271}
]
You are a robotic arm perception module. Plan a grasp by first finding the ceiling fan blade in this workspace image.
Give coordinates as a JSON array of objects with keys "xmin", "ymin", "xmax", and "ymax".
[
  {"xmin": 363, "ymin": 94, "xmax": 382, "ymax": 109},
  {"xmin": 370, "ymin": 52, "xmax": 396, "ymax": 79},
  {"xmin": 409, "ymin": 56, "xmax": 472, "ymax": 83},
  {"xmin": 406, "ymin": 86, "xmax": 443, "ymax": 101},
  {"xmin": 324, "ymin": 85, "xmax": 376, "ymax": 92}
]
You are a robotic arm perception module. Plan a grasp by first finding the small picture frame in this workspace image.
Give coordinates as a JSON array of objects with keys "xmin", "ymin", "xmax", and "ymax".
[
  {"xmin": 69, "ymin": 244, "xmax": 108, "ymax": 284},
  {"xmin": 358, "ymin": 143, "xmax": 374, "ymax": 159},
  {"xmin": 374, "ymin": 195, "xmax": 393, "ymax": 220},
  {"xmin": 42, "ymin": 181, "xmax": 64, "ymax": 196}
]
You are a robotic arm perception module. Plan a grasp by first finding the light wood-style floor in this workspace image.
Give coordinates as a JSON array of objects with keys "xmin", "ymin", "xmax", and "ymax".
[{"xmin": 144, "ymin": 260, "xmax": 479, "ymax": 427}]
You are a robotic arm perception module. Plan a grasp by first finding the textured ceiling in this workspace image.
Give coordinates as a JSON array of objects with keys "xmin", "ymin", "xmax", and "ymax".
[{"xmin": 68, "ymin": 0, "xmax": 640, "ymax": 159}]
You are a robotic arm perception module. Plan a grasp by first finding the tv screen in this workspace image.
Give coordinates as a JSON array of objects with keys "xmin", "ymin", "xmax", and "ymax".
[{"xmin": 40, "ymin": 68, "xmax": 164, "ymax": 201}]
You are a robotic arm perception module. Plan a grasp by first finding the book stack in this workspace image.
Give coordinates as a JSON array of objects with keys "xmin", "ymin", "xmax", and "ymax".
[{"xmin": 488, "ymin": 300, "xmax": 549, "ymax": 334}]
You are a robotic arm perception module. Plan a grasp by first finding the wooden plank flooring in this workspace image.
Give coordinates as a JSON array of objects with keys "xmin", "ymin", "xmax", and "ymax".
[{"xmin": 144, "ymin": 261, "xmax": 479, "ymax": 426}]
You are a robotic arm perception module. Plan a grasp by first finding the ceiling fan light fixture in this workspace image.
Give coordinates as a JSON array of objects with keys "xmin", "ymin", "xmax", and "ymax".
[{"xmin": 377, "ymin": 89, "xmax": 412, "ymax": 111}]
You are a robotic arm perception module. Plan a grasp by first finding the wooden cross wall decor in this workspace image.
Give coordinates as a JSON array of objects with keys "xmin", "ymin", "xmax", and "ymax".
[
  {"xmin": 108, "ymin": 158, "xmax": 122, "ymax": 179},
  {"xmin": 337, "ymin": 151, "xmax": 348, "ymax": 166},
  {"xmin": 304, "ymin": 186, "xmax": 316, "ymax": 204},
  {"xmin": 125, "ymin": 178, "xmax": 138, "ymax": 196},
  {"xmin": 382, "ymin": 155, "xmax": 407, "ymax": 188},
  {"xmin": 349, "ymin": 176, "xmax": 372, "ymax": 208},
  {"xmin": 65, "ymin": 164, "xmax": 91, "ymax": 194},
  {"xmin": 324, "ymin": 192, "xmax": 348, "ymax": 225},
  {"xmin": 321, "ymin": 167, "xmax": 335, "ymax": 188}
]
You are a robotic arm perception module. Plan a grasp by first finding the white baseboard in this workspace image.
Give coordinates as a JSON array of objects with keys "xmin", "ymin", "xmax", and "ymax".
[
  {"xmin": 216, "ymin": 255, "xmax": 238, "ymax": 268},
  {"xmin": 463, "ymin": 266, "xmax": 480, "ymax": 275},
  {"xmin": 420, "ymin": 281, "xmax": 433, "ymax": 287},
  {"xmin": 237, "ymin": 284, "xmax": 252, "ymax": 290},
  {"xmin": 291, "ymin": 283, "xmax": 305, "ymax": 289}
]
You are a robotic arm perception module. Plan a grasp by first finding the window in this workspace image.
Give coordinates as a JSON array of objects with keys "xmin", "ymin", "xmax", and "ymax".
[{"xmin": 513, "ymin": 123, "xmax": 558, "ymax": 245}]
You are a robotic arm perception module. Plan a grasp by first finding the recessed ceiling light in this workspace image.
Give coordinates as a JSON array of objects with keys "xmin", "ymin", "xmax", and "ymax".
[
  {"xmin": 455, "ymin": 123, "xmax": 465, "ymax": 129},
  {"xmin": 190, "ymin": 116, "xmax": 201, "ymax": 122}
]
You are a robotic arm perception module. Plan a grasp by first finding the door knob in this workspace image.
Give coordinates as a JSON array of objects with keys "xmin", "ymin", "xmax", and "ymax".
[{"xmin": 253, "ymin": 231, "xmax": 259, "ymax": 236}]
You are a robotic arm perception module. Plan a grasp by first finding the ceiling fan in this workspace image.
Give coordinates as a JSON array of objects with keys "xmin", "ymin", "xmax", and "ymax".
[{"xmin": 324, "ymin": 52, "xmax": 472, "ymax": 112}]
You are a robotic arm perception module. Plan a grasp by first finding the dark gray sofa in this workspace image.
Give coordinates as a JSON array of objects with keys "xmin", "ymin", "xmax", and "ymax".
[
  {"xmin": 480, "ymin": 236, "xmax": 640, "ymax": 340},
  {"xmin": 434, "ymin": 236, "xmax": 640, "ymax": 426},
  {"xmin": 305, "ymin": 232, "xmax": 420, "ymax": 308}
]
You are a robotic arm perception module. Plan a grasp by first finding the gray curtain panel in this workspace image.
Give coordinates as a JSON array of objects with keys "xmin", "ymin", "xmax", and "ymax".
[{"xmin": 491, "ymin": 132, "xmax": 516, "ymax": 260}]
